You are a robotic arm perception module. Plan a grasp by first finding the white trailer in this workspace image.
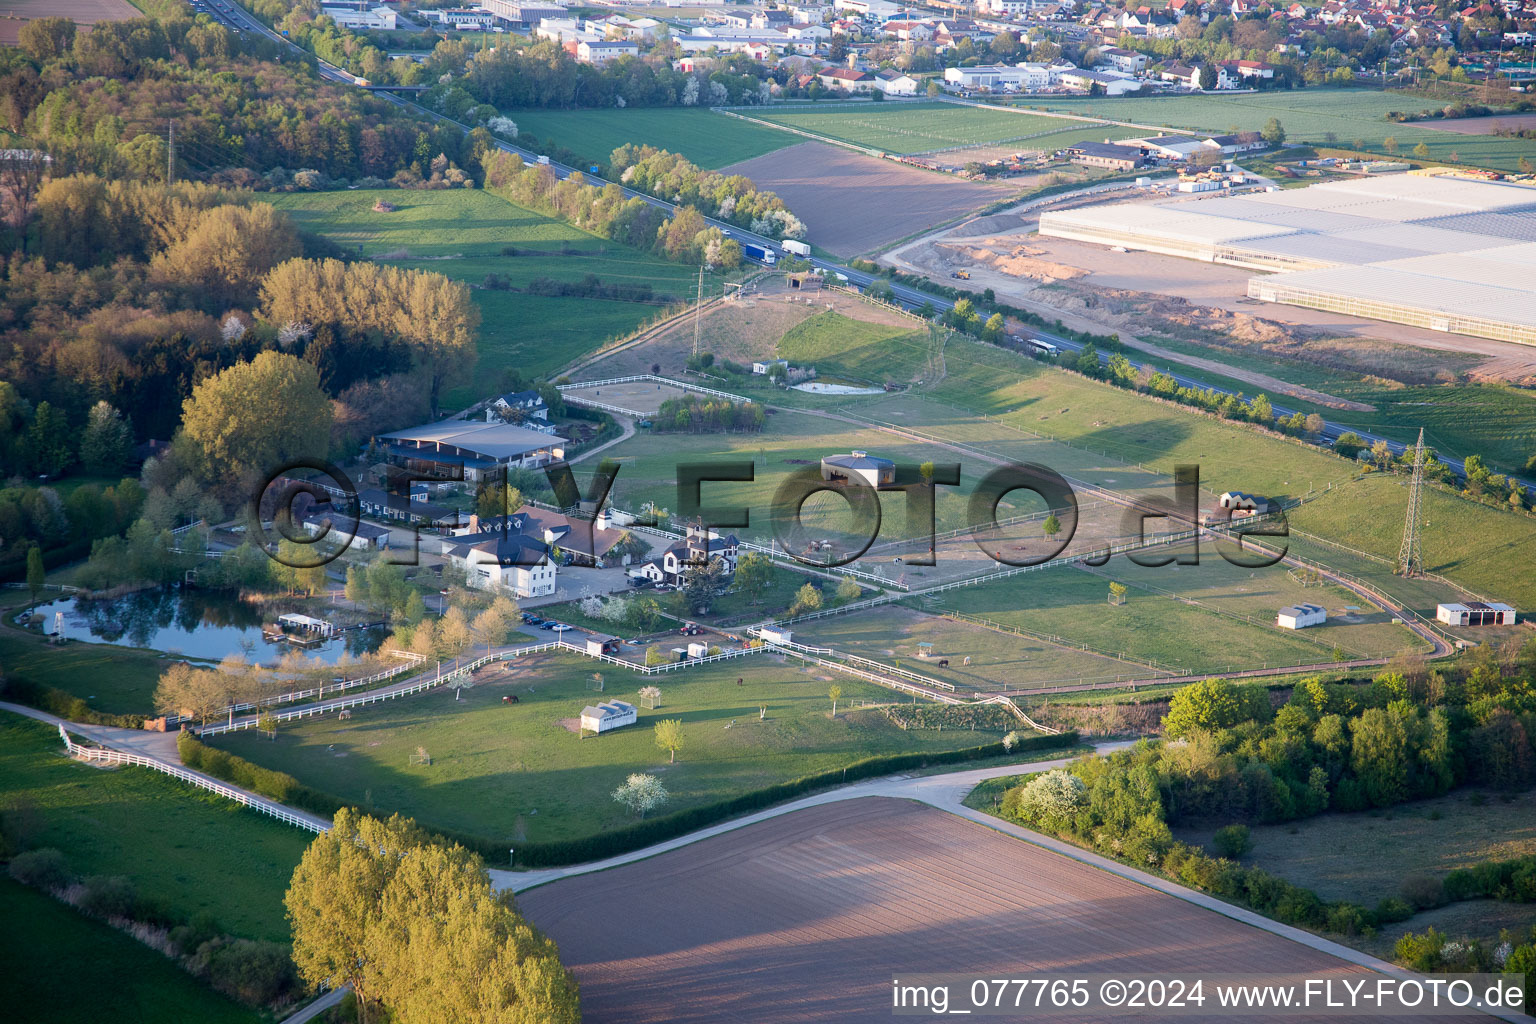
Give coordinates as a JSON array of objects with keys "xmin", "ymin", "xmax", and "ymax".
[{"xmin": 782, "ymin": 239, "xmax": 811, "ymax": 257}]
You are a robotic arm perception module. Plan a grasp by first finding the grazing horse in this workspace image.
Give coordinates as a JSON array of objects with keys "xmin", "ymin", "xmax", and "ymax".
[
  {"xmin": 502, "ymin": 694, "xmax": 520, "ymax": 704},
  {"xmin": 937, "ymin": 658, "xmax": 949, "ymax": 667}
]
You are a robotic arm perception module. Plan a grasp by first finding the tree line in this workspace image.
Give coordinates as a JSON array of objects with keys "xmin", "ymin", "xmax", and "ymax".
[
  {"xmin": 482, "ymin": 150, "xmax": 742, "ymax": 270},
  {"xmin": 999, "ymin": 644, "xmax": 1536, "ymax": 930},
  {"xmin": 653, "ymin": 395, "xmax": 765, "ymax": 434},
  {"xmin": 609, "ymin": 145, "xmax": 805, "ymax": 240}
]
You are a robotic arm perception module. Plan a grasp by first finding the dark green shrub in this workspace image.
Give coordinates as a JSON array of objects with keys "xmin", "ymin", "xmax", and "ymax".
[
  {"xmin": 1400, "ymin": 872, "xmax": 1446, "ymax": 910},
  {"xmin": 1372, "ymin": 897, "xmax": 1414, "ymax": 925},
  {"xmin": 204, "ymin": 939, "xmax": 299, "ymax": 1006},
  {"xmin": 8, "ymin": 847, "xmax": 70, "ymax": 890},
  {"xmin": 1211, "ymin": 823, "xmax": 1252, "ymax": 859},
  {"xmin": 77, "ymin": 875, "xmax": 138, "ymax": 919}
]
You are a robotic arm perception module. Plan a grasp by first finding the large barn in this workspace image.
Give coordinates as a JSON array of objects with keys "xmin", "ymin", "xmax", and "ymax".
[{"xmin": 373, "ymin": 420, "xmax": 567, "ymax": 482}]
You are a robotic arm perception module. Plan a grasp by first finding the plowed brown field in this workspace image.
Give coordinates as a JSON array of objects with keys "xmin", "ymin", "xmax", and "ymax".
[
  {"xmin": 520, "ymin": 798, "xmax": 1443, "ymax": 1023},
  {"xmin": 721, "ymin": 142, "xmax": 1015, "ymax": 257}
]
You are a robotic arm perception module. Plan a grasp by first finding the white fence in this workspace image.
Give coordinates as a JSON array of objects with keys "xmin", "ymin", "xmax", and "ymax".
[
  {"xmin": 196, "ymin": 638, "xmax": 768, "ymax": 736},
  {"xmin": 57, "ymin": 724, "xmax": 327, "ymax": 833},
  {"xmin": 175, "ymin": 652, "xmax": 429, "ymax": 726}
]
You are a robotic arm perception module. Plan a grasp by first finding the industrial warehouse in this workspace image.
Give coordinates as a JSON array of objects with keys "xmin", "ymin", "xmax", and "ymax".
[{"xmin": 1037, "ymin": 175, "xmax": 1536, "ymax": 346}]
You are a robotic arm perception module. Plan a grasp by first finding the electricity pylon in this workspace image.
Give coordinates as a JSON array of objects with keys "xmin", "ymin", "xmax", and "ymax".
[{"xmin": 1396, "ymin": 428, "xmax": 1425, "ymax": 577}]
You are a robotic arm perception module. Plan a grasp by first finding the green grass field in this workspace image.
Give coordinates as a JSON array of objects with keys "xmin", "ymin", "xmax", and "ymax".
[
  {"xmin": 752, "ymin": 103, "xmax": 1117, "ymax": 155},
  {"xmin": 0, "ymin": 879, "xmax": 264, "ymax": 1024},
  {"xmin": 1289, "ymin": 474, "xmax": 1536, "ymax": 610},
  {"xmin": 1175, "ymin": 786, "xmax": 1536, "ymax": 907},
  {"xmin": 0, "ymin": 591, "xmax": 170, "ymax": 715},
  {"xmin": 776, "ymin": 311, "xmax": 940, "ymax": 384},
  {"xmin": 0, "ymin": 714, "xmax": 307, "ymax": 941},
  {"xmin": 210, "ymin": 654, "xmax": 1017, "ymax": 846},
  {"xmin": 932, "ymin": 558, "xmax": 1419, "ymax": 676},
  {"xmin": 268, "ymin": 188, "xmax": 712, "ymax": 401},
  {"xmin": 1021, "ymin": 89, "xmax": 1536, "ymax": 171},
  {"xmin": 1125, "ymin": 333, "xmax": 1536, "ymax": 475},
  {"xmin": 508, "ymin": 108, "xmax": 796, "ymax": 169},
  {"xmin": 794, "ymin": 604, "xmax": 1152, "ymax": 692}
]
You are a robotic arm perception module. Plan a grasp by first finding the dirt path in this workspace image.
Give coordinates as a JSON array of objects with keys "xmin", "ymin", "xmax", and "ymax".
[{"xmin": 1118, "ymin": 335, "xmax": 1376, "ymax": 412}]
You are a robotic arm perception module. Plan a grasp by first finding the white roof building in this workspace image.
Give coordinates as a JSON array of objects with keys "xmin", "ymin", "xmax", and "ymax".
[
  {"xmin": 1436, "ymin": 602, "xmax": 1516, "ymax": 626},
  {"xmin": 1277, "ymin": 603, "xmax": 1326, "ymax": 630},
  {"xmin": 581, "ymin": 700, "xmax": 638, "ymax": 734}
]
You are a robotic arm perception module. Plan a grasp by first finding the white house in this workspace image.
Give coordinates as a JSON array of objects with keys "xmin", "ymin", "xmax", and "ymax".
[
  {"xmin": 752, "ymin": 358, "xmax": 789, "ymax": 375},
  {"xmin": 581, "ymin": 700, "xmax": 638, "ymax": 734},
  {"xmin": 634, "ymin": 522, "xmax": 739, "ymax": 586},
  {"xmin": 427, "ymin": 8, "xmax": 496, "ymax": 29},
  {"xmin": 821, "ymin": 450, "xmax": 895, "ymax": 487},
  {"xmin": 578, "ymin": 39, "xmax": 640, "ymax": 62},
  {"xmin": 875, "ymin": 69, "xmax": 920, "ymax": 95},
  {"xmin": 1436, "ymin": 602, "xmax": 1516, "ymax": 626},
  {"xmin": 445, "ymin": 528, "xmax": 557, "ymax": 599},
  {"xmin": 1098, "ymin": 45, "xmax": 1147, "ymax": 75},
  {"xmin": 487, "ymin": 389, "xmax": 549, "ymax": 423},
  {"xmin": 1277, "ymin": 603, "xmax": 1326, "ymax": 630}
]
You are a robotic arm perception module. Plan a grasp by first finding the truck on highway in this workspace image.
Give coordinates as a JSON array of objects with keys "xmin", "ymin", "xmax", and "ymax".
[
  {"xmin": 741, "ymin": 242, "xmax": 777, "ymax": 265},
  {"xmin": 781, "ymin": 239, "xmax": 811, "ymax": 257},
  {"xmin": 535, "ymin": 154, "xmax": 550, "ymax": 166},
  {"xmin": 354, "ymin": 76, "xmax": 370, "ymax": 86}
]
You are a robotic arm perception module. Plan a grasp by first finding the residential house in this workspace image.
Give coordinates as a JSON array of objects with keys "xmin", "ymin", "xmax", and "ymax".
[
  {"xmin": 875, "ymin": 67, "xmax": 920, "ymax": 94},
  {"xmin": 817, "ymin": 66, "xmax": 874, "ymax": 90},
  {"xmin": 1099, "ymin": 44, "xmax": 1148, "ymax": 74},
  {"xmin": 487, "ymin": 389, "xmax": 549, "ymax": 423},
  {"xmin": 633, "ymin": 522, "xmax": 739, "ymax": 585}
]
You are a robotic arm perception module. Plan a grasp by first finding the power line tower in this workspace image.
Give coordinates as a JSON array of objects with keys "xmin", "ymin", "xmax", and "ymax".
[
  {"xmin": 692, "ymin": 263, "xmax": 705, "ymax": 357},
  {"xmin": 1396, "ymin": 427, "xmax": 1425, "ymax": 577},
  {"xmin": 166, "ymin": 120, "xmax": 176, "ymax": 184}
]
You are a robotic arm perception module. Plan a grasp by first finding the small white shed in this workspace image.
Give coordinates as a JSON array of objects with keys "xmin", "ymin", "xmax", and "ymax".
[
  {"xmin": 1277, "ymin": 603, "xmax": 1326, "ymax": 630},
  {"xmin": 580, "ymin": 700, "xmax": 637, "ymax": 735}
]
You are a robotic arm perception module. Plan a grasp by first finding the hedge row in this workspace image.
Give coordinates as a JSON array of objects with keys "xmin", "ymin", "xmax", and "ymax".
[
  {"xmin": 1443, "ymin": 855, "xmax": 1536, "ymax": 904},
  {"xmin": 181, "ymin": 729, "xmax": 1077, "ymax": 868},
  {"xmin": 0, "ymin": 537, "xmax": 94, "ymax": 583},
  {"xmin": 0, "ymin": 675, "xmax": 146, "ymax": 729},
  {"xmin": 177, "ymin": 733, "xmax": 345, "ymax": 820}
]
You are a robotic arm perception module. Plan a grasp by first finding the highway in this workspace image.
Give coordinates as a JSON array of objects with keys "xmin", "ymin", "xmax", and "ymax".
[{"xmin": 199, "ymin": 0, "xmax": 1494, "ymax": 483}]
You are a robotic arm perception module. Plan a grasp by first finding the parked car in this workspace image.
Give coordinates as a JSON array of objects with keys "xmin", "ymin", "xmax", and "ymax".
[
  {"xmin": 624, "ymin": 638, "xmax": 644, "ymax": 646},
  {"xmin": 550, "ymin": 623, "xmax": 571, "ymax": 632},
  {"xmin": 540, "ymin": 621, "xmax": 557, "ymax": 630}
]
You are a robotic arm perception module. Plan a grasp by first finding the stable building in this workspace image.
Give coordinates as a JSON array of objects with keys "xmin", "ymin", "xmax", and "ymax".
[
  {"xmin": 1066, "ymin": 142, "xmax": 1148, "ymax": 172},
  {"xmin": 581, "ymin": 700, "xmax": 638, "ymax": 734},
  {"xmin": 1436, "ymin": 602, "xmax": 1516, "ymax": 626},
  {"xmin": 821, "ymin": 450, "xmax": 895, "ymax": 487},
  {"xmin": 374, "ymin": 419, "xmax": 567, "ymax": 483},
  {"xmin": 1277, "ymin": 603, "xmax": 1326, "ymax": 630}
]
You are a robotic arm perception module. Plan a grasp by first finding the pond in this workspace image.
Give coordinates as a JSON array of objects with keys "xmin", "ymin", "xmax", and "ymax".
[{"xmin": 19, "ymin": 590, "xmax": 386, "ymax": 666}]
